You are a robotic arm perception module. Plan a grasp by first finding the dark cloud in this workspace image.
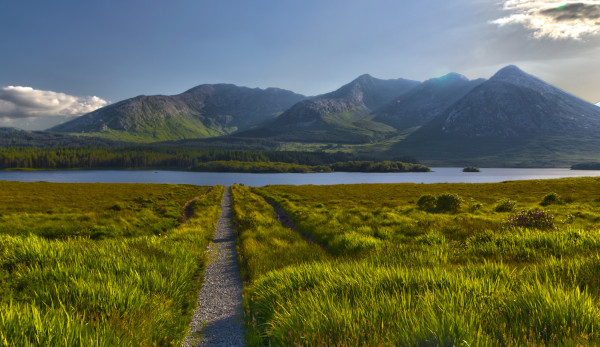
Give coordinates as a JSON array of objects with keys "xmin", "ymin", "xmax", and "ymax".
[{"xmin": 540, "ymin": 3, "xmax": 600, "ymax": 22}]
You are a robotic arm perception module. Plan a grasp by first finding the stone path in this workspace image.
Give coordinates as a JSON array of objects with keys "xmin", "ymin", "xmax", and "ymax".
[{"xmin": 182, "ymin": 187, "xmax": 245, "ymax": 346}]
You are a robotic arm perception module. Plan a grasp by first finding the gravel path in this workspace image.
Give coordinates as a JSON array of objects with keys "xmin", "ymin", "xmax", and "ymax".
[{"xmin": 183, "ymin": 187, "xmax": 245, "ymax": 347}]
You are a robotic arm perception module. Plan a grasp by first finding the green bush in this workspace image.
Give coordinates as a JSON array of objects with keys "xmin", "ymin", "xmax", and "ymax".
[
  {"xmin": 494, "ymin": 199, "xmax": 516, "ymax": 212},
  {"xmin": 417, "ymin": 194, "xmax": 436, "ymax": 211},
  {"xmin": 435, "ymin": 193, "xmax": 463, "ymax": 213},
  {"xmin": 540, "ymin": 192, "xmax": 561, "ymax": 206},
  {"xmin": 467, "ymin": 198, "xmax": 483, "ymax": 212}
]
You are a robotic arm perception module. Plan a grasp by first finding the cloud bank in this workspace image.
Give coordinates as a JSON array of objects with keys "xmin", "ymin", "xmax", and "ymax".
[
  {"xmin": 0, "ymin": 86, "xmax": 107, "ymax": 119},
  {"xmin": 493, "ymin": 1, "xmax": 600, "ymax": 39}
]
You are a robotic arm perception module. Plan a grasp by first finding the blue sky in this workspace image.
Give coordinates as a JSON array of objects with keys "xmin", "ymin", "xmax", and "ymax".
[{"xmin": 1, "ymin": 0, "xmax": 599, "ymax": 129}]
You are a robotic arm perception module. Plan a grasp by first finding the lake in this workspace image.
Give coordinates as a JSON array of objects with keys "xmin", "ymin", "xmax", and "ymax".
[{"xmin": 1, "ymin": 168, "xmax": 600, "ymax": 186}]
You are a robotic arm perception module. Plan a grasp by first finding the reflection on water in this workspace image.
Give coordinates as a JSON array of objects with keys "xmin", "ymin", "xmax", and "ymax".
[{"xmin": 1, "ymin": 168, "xmax": 599, "ymax": 187}]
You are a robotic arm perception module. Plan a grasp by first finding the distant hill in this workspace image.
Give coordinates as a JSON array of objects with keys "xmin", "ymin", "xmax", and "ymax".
[
  {"xmin": 50, "ymin": 84, "xmax": 306, "ymax": 142},
  {"xmin": 237, "ymin": 74, "xmax": 419, "ymax": 143},
  {"xmin": 391, "ymin": 65, "xmax": 600, "ymax": 166}
]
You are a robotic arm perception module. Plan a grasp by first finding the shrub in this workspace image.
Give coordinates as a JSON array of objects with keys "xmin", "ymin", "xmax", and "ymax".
[
  {"xmin": 467, "ymin": 198, "xmax": 483, "ymax": 212},
  {"xmin": 494, "ymin": 199, "xmax": 516, "ymax": 212},
  {"xmin": 435, "ymin": 193, "xmax": 463, "ymax": 213},
  {"xmin": 417, "ymin": 194, "xmax": 436, "ymax": 211},
  {"xmin": 540, "ymin": 192, "xmax": 561, "ymax": 206},
  {"xmin": 504, "ymin": 209, "xmax": 556, "ymax": 230}
]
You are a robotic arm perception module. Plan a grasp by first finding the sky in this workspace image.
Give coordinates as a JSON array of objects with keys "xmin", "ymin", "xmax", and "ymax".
[{"xmin": 1, "ymin": 0, "xmax": 599, "ymax": 130}]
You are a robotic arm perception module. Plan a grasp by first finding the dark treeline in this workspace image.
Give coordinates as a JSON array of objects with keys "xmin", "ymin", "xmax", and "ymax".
[
  {"xmin": 330, "ymin": 161, "xmax": 430, "ymax": 172},
  {"xmin": 190, "ymin": 160, "xmax": 430, "ymax": 173},
  {"xmin": 571, "ymin": 162, "xmax": 600, "ymax": 170},
  {"xmin": 0, "ymin": 147, "xmax": 428, "ymax": 172},
  {"xmin": 0, "ymin": 128, "xmax": 122, "ymax": 148}
]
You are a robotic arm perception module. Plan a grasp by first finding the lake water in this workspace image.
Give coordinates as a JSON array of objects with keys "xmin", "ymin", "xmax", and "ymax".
[{"xmin": 1, "ymin": 168, "xmax": 600, "ymax": 186}]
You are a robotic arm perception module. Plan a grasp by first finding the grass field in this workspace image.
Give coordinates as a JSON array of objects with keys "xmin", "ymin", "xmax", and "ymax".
[
  {"xmin": 232, "ymin": 177, "xmax": 600, "ymax": 346},
  {"xmin": 4, "ymin": 177, "xmax": 600, "ymax": 345},
  {"xmin": 0, "ymin": 181, "xmax": 224, "ymax": 346}
]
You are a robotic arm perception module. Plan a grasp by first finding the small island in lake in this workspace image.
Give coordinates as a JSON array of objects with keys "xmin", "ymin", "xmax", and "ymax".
[
  {"xmin": 463, "ymin": 166, "xmax": 480, "ymax": 172},
  {"xmin": 571, "ymin": 162, "xmax": 600, "ymax": 170}
]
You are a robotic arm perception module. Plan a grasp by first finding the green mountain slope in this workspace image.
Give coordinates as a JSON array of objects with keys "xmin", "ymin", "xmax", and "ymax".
[{"xmin": 50, "ymin": 84, "xmax": 306, "ymax": 142}]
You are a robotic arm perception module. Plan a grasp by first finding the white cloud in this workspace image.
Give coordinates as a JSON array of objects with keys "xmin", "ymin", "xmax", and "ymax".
[
  {"xmin": 493, "ymin": 1, "xmax": 600, "ymax": 39},
  {"xmin": 0, "ymin": 86, "xmax": 108, "ymax": 119}
]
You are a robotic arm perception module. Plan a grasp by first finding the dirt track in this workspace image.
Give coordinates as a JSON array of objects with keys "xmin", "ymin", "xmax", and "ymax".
[{"xmin": 182, "ymin": 187, "xmax": 244, "ymax": 346}]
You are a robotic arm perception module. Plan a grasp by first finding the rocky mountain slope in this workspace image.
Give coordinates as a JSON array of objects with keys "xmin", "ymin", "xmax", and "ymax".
[
  {"xmin": 391, "ymin": 65, "xmax": 600, "ymax": 166},
  {"xmin": 439, "ymin": 65, "xmax": 600, "ymax": 138},
  {"xmin": 50, "ymin": 84, "xmax": 305, "ymax": 142},
  {"xmin": 237, "ymin": 74, "xmax": 419, "ymax": 143},
  {"xmin": 374, "ymin": 73, "xmax": 485, "ymax": 130}
]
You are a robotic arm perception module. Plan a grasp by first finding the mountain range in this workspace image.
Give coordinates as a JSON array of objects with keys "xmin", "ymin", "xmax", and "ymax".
[
  {"xmin": 48, "ymin": 65, "xmax": 600, "ymax": 167},
  {"xmin": 236, "ymin": 74, "xmax": 419, "ymax": 143}
]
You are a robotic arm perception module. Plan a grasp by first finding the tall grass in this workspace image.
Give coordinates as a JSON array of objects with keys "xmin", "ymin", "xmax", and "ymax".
[
  {"xmin": 247, "ymin": 259, "xmax": 600, "ymax": 346},
  {"xmin": 232, "ymin": 178, "xmax": 600, "ymax": 345},
  {"xmin": 0, "ymin": 182, "xmax": 224, "ymax": 346},
  {"xmin": 231, "ymin": 185, "xmax": 331, "ymax": 281},
  {"xmin": 230, "ymin": 185, "xmax": 330, "ymax": 344}
]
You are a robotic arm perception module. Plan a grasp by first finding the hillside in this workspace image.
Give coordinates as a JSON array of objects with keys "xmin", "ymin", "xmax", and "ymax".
[
  {"xmin": 50, "ymin": 84, "xmax": 305, "ymax": 142},
  {"xmin": 374, "ymin": 73, "xmax": 485, "ymax": 130},
  {"xmin": 390, "ymin": 65, "xmax": 600, "ymax": 166},
  {"xmin": 237, "ymin": 74, "xmax": 419, "ymax": 143}
]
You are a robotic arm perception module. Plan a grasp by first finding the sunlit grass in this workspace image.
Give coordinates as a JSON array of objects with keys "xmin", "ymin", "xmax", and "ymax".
[
  {"xmin": 0, "ymin": 182, "xmax": 224, "ymax": 346},
  {"xmin": 232, "ymin": 177, "xmax": 600, "ymax": 345}
]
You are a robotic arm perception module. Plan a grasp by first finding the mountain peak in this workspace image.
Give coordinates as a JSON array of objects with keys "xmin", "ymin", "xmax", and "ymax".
[
  {"xmin": 436, "ymin": 64, "xmax": 600, "ymax": 140},
  {"xmin": 354, "ymin": 73, "xmax": 374, "ymax": 82},
  {"xmin": 324, "ymin": 74, "xmax": 419, "ymax": 108},
  {"xmin": 488, "ymin": 65, "xmax": 557, "ymax": 93},
  {"xmin": 425, "ymin": 72, "xmax": 469, "ymax": 85},
  {"xmin": 491, "ymin": 65, "xmax": 529, "ymax": 80}
]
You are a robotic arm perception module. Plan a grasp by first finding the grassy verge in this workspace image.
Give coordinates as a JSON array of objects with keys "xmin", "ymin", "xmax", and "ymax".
[
  {"xmin": 230, "ymin": 177, "xmax": 600, "ymax": 345},
  {"xmin": 230, "ymin": 185, "xmax": 331, "ymax": 344},
  {"xmin": 0, "ymin": 182, "xmax": 224, "ymax": 346}
]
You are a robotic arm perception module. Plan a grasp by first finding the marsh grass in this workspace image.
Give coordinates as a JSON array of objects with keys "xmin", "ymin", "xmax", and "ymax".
[
  {"xmin": 233, "ymin": 178, "xmax": 600, "ymax": 345},
  {"xmin": 0, "ymin": 182, "xmax": 224, "ymax": 346}
]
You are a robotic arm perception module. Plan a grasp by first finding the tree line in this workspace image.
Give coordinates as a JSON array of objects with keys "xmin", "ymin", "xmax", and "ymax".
[{"xmin": 0, "ymin": 147, "xmax": 428, "ymax": 172}]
